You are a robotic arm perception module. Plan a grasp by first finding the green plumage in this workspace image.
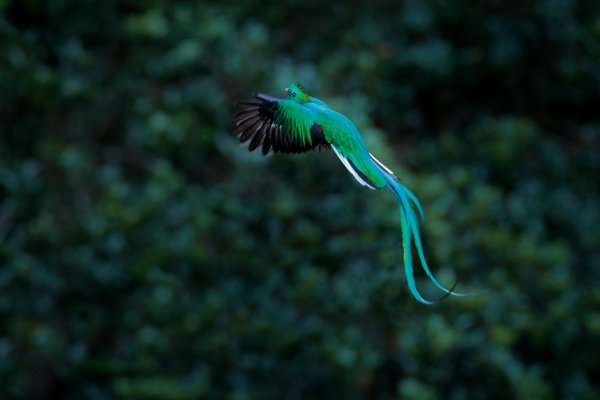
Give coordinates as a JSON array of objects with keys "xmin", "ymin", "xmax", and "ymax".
[{"xmin": 233, "ymin": 83, "xmax": 464, "ymax": 304}]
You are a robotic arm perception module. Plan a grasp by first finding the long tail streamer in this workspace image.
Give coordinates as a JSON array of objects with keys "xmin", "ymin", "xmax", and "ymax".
[{"xmin": 383, "ymin": 174, "xmax": 467, "ymax": 304}]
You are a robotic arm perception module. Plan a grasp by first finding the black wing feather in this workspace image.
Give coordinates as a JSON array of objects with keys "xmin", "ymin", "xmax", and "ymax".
[
  {"xmin": 233, "ymin": 93, "xmax": 328, "ymax": 155},
  {"xmin": 239, "ymin": 118, "xmax": 261, "ymax": 143}
]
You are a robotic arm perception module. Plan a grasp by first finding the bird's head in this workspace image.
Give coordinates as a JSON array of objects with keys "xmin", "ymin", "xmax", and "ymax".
[{"xmin": 284, "ymin": 83, "xmax": 310, "ymax": 104}]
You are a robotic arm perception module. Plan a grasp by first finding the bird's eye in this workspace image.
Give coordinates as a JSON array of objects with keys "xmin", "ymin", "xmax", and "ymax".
[{"xmin": 292, "ymin": 92, "xmax": 296, "ymax": 97}]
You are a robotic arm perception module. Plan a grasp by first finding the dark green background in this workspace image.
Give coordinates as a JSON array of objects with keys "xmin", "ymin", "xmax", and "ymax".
[{"xmin": 1, "ymin": 1, "xmax": 599, "ymax": 399}]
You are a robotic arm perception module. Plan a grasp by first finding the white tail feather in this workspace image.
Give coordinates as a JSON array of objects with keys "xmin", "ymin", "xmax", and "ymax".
[
  {"xmin": 331, "ymin": 145, "xmax": 377, "ymax": 190},
  {"xmin": 369, "ymin": 153, "xmax": 394, "ymax": 176}
]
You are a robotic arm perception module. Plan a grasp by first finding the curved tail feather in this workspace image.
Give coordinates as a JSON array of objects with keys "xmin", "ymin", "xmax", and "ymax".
[
  {"xmin": 383, "ymin": 172, "xmax": 466, "ymax": 304},
  {"xmin": 332, "ymin": 147, "xmax": 467, "ymax": 304},
  {"xmin": 369, "ymin": 153, "xmax": 424, "ymax": 220}
]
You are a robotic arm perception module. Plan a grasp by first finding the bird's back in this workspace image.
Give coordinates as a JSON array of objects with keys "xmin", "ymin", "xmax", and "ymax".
[
  {"xmin": 305, "ymin": 103, "xmax": 361, "ymax": 149},
  {"xmin": 305, "ymin": 101, "xmax": 388, "ymax": 188}
]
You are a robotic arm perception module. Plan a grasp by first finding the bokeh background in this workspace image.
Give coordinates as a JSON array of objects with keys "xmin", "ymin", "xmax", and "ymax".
[{"xmin": 1, "ymin": 1, "xmax": 599, "ymax": 399}]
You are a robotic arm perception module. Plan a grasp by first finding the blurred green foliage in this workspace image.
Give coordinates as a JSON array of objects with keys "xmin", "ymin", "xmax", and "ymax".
[{"xmin": 1, "ymin": 0, "xmax": 599, "ymax": 399}]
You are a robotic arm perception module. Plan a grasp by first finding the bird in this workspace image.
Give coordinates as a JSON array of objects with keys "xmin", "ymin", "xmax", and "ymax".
[{"xmin": 232, "ymin": 83, "xmax": 464, "ymax": 304}]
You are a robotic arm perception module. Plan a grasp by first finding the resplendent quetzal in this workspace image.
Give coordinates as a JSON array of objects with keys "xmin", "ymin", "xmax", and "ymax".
[{"xmin": 233, "ymin": 83, "xmax": 465, "ymax": 304}]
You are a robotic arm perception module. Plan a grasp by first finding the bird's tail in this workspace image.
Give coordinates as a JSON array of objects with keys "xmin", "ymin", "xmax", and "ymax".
[{"xmin": 373, "ymin": 156, "xmax": 466, "ymax": 304}]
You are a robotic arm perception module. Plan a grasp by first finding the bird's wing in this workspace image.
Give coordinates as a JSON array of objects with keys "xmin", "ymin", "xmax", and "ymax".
[{"xmin": 233, "ymin": 94, "xmax": 328, "ymax": 155}]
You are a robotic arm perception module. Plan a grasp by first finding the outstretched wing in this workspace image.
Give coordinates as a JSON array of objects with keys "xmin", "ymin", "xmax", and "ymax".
[{"xmin": 232, "ymin": 94, "xmax": 328, "ymax": 155}]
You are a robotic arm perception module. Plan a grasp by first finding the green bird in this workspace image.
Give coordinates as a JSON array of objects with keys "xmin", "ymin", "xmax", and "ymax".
[{"xmin": 232, "ymin": 83, "xmax": 464, "ymax": 304}]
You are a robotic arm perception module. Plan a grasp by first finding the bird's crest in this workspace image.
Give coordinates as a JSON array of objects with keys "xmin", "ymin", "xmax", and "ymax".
[{"xmin": 285, "ymin": 82, "xmax": 310, "ymax": 103}]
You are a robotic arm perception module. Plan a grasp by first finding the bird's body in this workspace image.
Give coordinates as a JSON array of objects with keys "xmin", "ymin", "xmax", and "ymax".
[{"xmin": 233, "ymin": 83, "xmax": 463, "ymax": 304}]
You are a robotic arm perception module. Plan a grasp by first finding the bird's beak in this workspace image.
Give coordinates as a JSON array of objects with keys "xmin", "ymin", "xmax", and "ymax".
[{"xmin": 284, "ymin": 88, "xmax": 289, "ymax": 94}]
